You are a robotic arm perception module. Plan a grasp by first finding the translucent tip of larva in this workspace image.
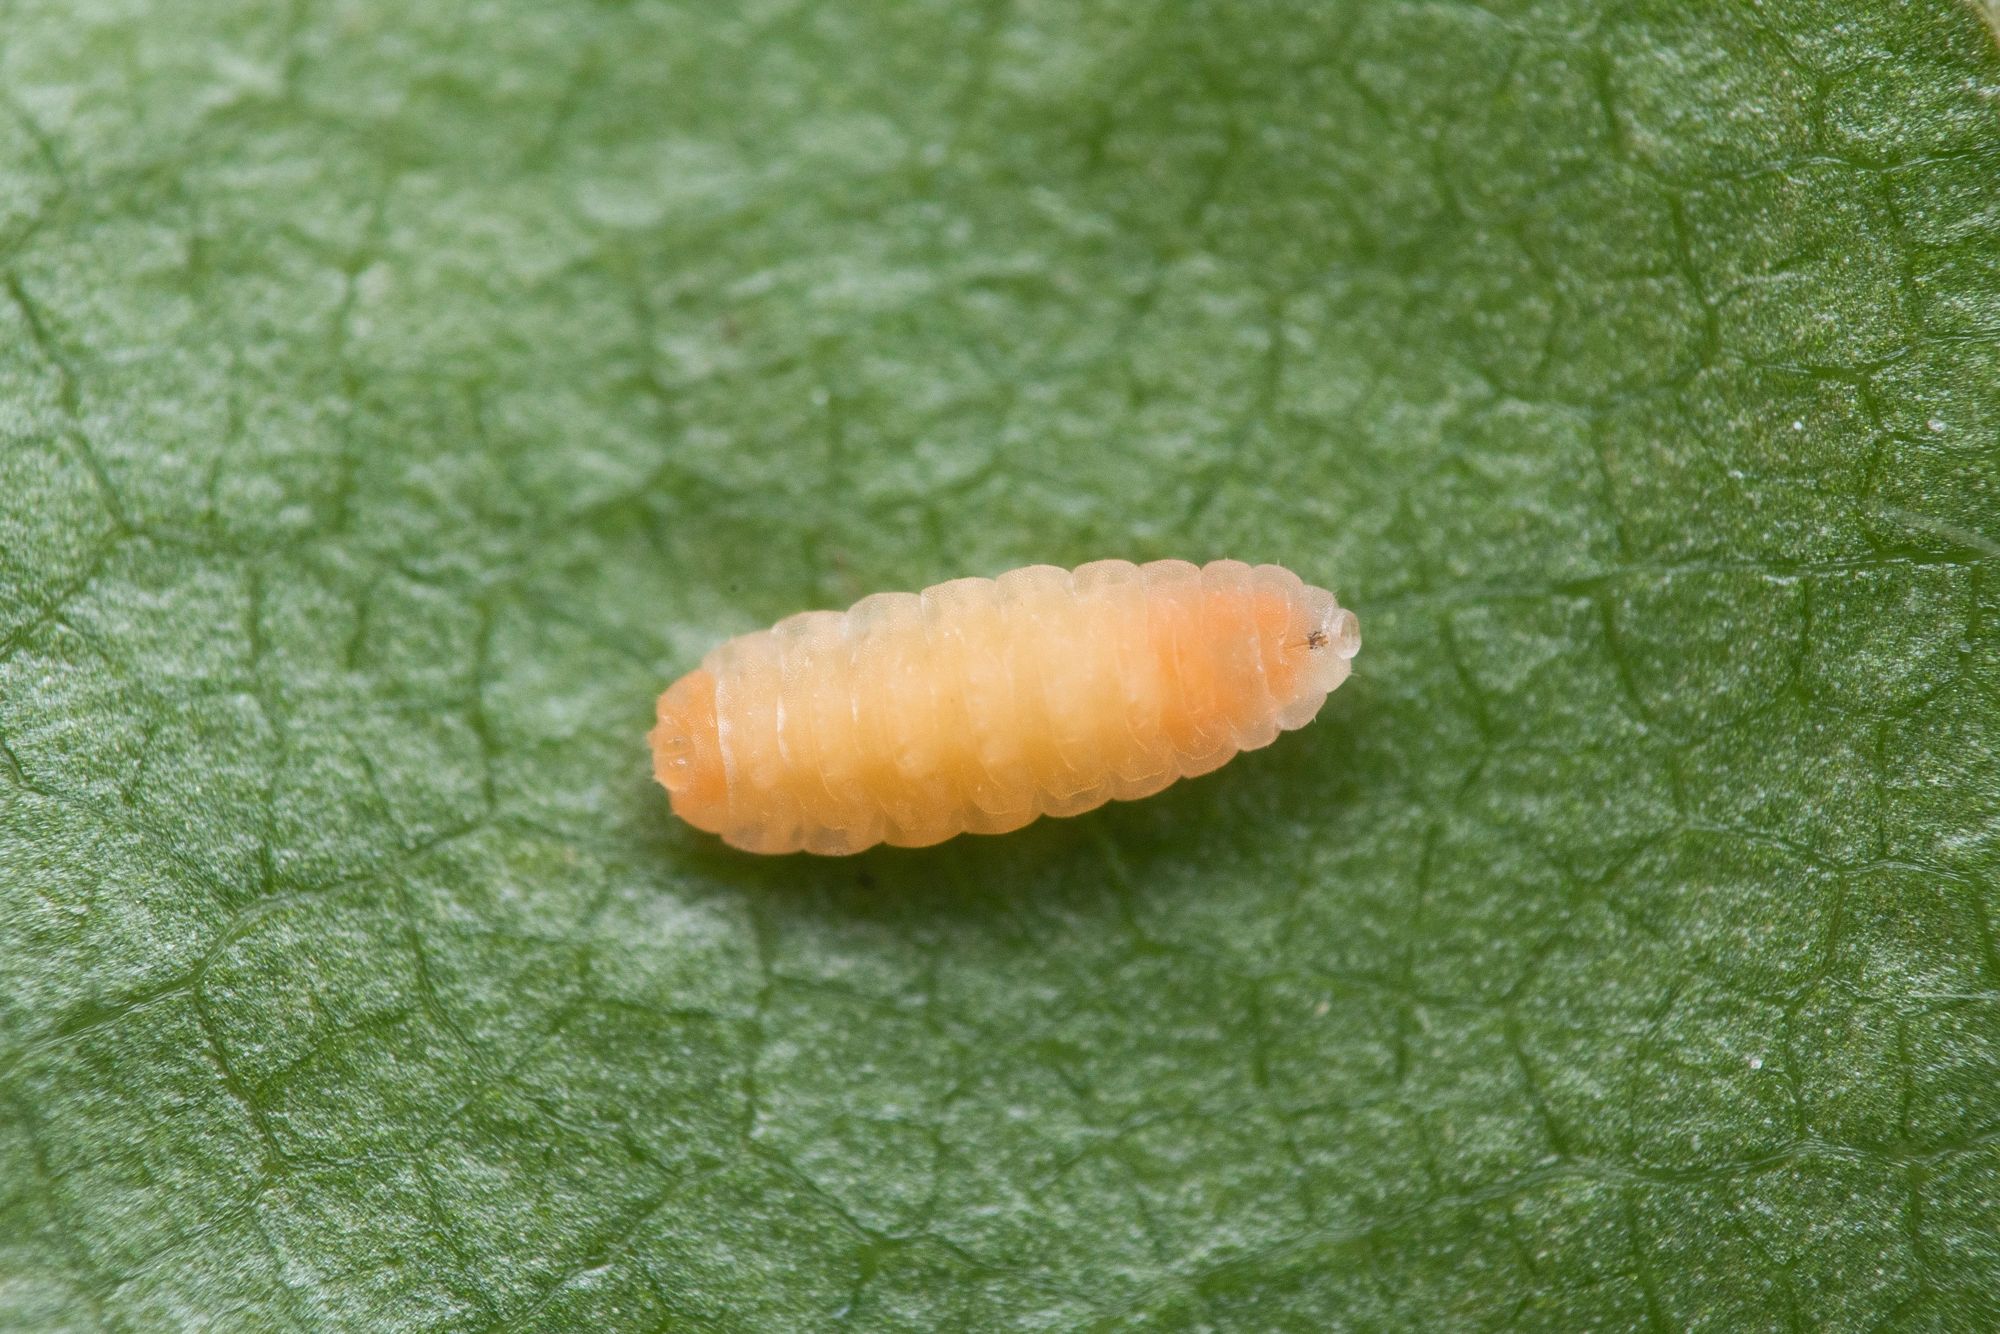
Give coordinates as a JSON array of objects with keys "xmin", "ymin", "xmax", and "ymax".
[
  {"xmin": 1327, "ymin": 607, "xmax": 1361, "ymax": 660},
  {"xmin": 1293, "ymin": 590, "xmax": 1359, "ymax": 694}
]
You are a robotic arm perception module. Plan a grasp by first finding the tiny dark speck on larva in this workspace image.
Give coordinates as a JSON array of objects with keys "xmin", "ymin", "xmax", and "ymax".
[{"xmin": 649, "ymin": 558, "xmax": 1360, "ymax": 855}]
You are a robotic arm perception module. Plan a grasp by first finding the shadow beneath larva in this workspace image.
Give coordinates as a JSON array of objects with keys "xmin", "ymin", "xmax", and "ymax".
[{"xmin": 660, "ymin": 804, "xmax": 1151, "ymax": 929}]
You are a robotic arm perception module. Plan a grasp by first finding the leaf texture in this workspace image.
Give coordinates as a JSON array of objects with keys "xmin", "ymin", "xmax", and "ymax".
[{"xmin": 1, "ymin": 0, "xmax": 1998, "ymax": 1329}]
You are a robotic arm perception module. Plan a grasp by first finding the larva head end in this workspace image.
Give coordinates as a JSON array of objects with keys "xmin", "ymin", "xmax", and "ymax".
[
  {"xmin": 1321, "ymin": 607, "xmax": 1361, "ymax": 660},
  {"xmin": 1248, "ymin": 568, "xmax": 1359, "ymax": 728},
  {"xmin": 1287, "ymin": 586, "xmax": 1358, "ymax": 697}
]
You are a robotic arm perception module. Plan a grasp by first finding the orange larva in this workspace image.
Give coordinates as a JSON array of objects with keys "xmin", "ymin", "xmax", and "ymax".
[{"xmin": 648, "ymin": 559, "xmax": 1360, "ymax": 856}]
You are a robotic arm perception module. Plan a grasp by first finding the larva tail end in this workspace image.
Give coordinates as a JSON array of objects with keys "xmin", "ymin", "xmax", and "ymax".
[{"xmin": 651, "ymin": 669, "xmax": 729, "ymax": 832}]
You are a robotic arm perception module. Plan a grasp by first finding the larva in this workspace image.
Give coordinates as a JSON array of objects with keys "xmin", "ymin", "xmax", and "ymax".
[{"xmin": 649, "ymin": 559, "xmax": 1360, "ymax": 856}]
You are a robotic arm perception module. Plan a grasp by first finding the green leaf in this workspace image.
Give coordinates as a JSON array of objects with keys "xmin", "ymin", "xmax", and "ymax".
[{"xmin": 3, "ymin": 0, "xmax": 1997, "ymax": 1328}]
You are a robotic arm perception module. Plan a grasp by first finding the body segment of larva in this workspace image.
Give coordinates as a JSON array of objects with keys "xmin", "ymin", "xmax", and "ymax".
[{"xmin": 649, "ymin": 559, "xmax": 1360, "ymax": 856}]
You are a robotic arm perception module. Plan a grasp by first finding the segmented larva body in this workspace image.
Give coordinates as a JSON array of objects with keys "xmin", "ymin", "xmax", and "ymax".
[{"xmin": 650, "ymin": 559, "xmax": 1360, "ymax": 856}]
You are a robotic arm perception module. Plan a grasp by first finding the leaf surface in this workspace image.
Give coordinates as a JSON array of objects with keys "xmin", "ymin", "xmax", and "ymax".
[{"xmin": 2, "ymin": 0, "xmax": 1999, "ymax": 1329}]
